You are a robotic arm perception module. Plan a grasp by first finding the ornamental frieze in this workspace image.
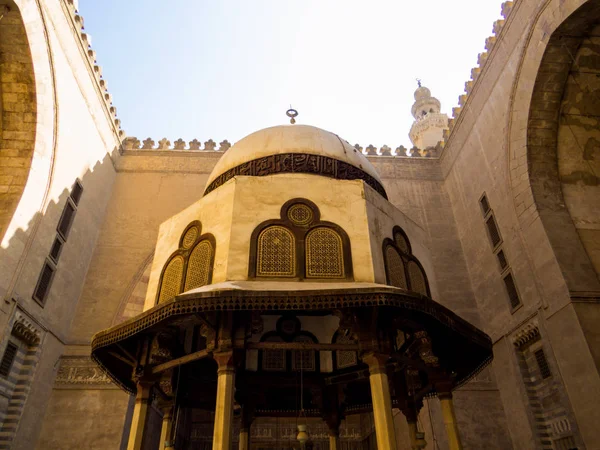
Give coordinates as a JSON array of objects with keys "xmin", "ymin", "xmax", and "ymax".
[
  {"xmin": 55, "ymin": 356, "xmax": 115, "ymax": 389},
  {"xmin": 203, "ymin": 153, "xmax": 388, "ymax": 199}
]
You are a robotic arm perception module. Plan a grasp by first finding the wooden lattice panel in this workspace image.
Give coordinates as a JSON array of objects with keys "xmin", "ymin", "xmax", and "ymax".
[
  {"xmin": 181, "ymin": 226, "xmax": 199, "ymax": 249},
  {"xmin": 336, "ymin": 333, "xmax": 358, "ymax": 369},
  {"xmin": 158, "ymin": 256, "xmax": 184, "ymax": 303},
  {"xmin": 386, "ymin": 246, "xmax": 407, "ymax": 289},
  {"xmin": 263, "ymin": 336, "xmax": 286, "ymax": 371},
  {"xmin": 287, "ymin": 203, "xmax": 313, "ymax": 226},
  {"xmin": 257, "ymin": 226, "xmax": 296, "ymax": 277},
  {"xmin": 408, "ymin": 261, "xmax": 427, "ymax": 295},
  {"xmin": 292, "ymin": 336, "xmax": 315, "ymax": 371},
  {"xmin": 184, "ymin": 240, "xmax": 213, "ymax": 291},
  {"xmin": 394, "ymin": 231, "xmax": 410, "ymax": 254},
  {"xmin": 305, "ymin": 227, "xmax": 344, "ymax": 278}
]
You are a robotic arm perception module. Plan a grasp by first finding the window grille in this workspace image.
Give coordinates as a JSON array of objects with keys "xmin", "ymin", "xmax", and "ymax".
[
  {"xmin": 57, "ymin": 201, "xmax": 76, "ymax": 239},
  {"xmin": 287, "ymin": 203, "xmax": 313, "ymax": 226},
  {"xmin": 184, "ymin": 240, "xmax": 213, "ymax": 291},
  {"xmin": 335, "ymin": 333, "xmax": 358, "ymax": 370},
  {"xmin": 408, "ymin": 261, "xmax": 427, "ymax": 295},
  {"xmin": 385, "ymin": 246, "xmax": 407, "ymax": 289},
  {"xmin": 485, "ymin": 215, "xmax": 502, "ymax": 248},
  {"xmin": 394, "ymin": 231, "xmax": 410, "ymax": 254},
  {"xmin": 503, "ymin": 273, "xmax": 521, "ymax": 309},
  {"xmin": 158, "ymin": 256, "xmax": 184, "ymax": 303},
  {"xmin": 480, "ymin": 194, "xmax": 490, "ymax": 216},
  {"xmin": 181, "ymin": 227, "xmax": 199, "ymax": 249},
  {"xmin": 534, "ymin": 349, "xmax": 551, "ymax": 379},
  {"xmin": 305, "ymin": 227, "xmax": 344, "ymax": 278},
  {"xmin": 70, "ymin": 180, "xmax": 83, "ymax": 206},
  {"xmin": 292, "ymin": 336, "xmax": 315, "ymax": 371},
  {"xmin": 553, "ymin": 436, "xmax": 576, "ymax": 450},
  {"xmin": 49, "ymin": 236, "xmax": 64, "ymax": 264},
  {"xmin": 257, "ymin": 226, "xmax": 296, "ymax": 277},
  {"xmin": 497, "ymin": 250, "xmax": 508, "ymax": 271},
  {"xmin": 0, "ymin": 342, "xmax": 18, "ymax": 377},
  {"xmin": 33, "ymin": 261, "xmax": 55, "ymax": 304},
  {"xmin": 263, "ymin": 336, "xmax": 286, "ymax": 371}
]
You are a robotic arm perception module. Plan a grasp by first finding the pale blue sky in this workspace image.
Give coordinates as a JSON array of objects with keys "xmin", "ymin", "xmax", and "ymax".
[{"xmin": 78, "ymin": 0, "xmax": 502, "ymax": 148}]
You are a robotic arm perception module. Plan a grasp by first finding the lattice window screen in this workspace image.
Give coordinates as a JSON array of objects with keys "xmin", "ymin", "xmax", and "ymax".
[
  {"xmin": 257, "ymin": 226, "xmax": 296, "ymax": 277},
  {"xmin": 263, "ymin": 336, "xmax": 286, "ymax": 371},
  {"xmin": 394, "ymin": 232, "xmax": 410, "ymax": 254},
  {"xmin": 305, "ymin": 227, "xmax": 344, "ymax": 278},
  {"xmin": 182, "ymin": 227, "xmax": 199, "ymax": 249},
  {"xmin": 408, "ymin": 261, "xmax": 427, "ymax": 295},
  {"xmin": 336, "ymin": 333, "xmax": 358, "ymax": 370},
  {"xmin": 184, "ymin": 240, "xmax": 213, "ymax": 291},
  {"xmin": 385, "ymin": 246, "xmax": 407, "ymax": 289},
  {"xmin": 292, "ymin": 335, "xmax": 315, "ymax": 371},
  {"xmin": 158, "ymin": 256, "xmax": 184, "ymax": 303}
]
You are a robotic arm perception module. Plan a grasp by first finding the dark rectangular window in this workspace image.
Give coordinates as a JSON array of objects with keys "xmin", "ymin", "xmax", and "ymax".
[
  {"xmin": 480, "ymin": 194, "xmax": 490, "ymax": 216},
  {"xmin": 49, "ymin": 236, "xmax": 64, "ymax": 264},
  {"xmin": 0, "ymin": 342, "xmax": 18, "ymax": 377},
  {"xmin": 33, "ymin": 261, "xmax": 55, "ymax": 304},
  {"xmin": 70, "ymin": 180, "xmax": 83, "ymax": 206},
  {"xmin": 535, "ymin": 349, "xmax": 551, "ymax": 379},
  {"xmin": 497, "ymin": 249, "xmax": 508, "ymax": 271},
  {"xmin": 57, "ymin": 200, "xmax": 76, "ymax": 239},
  {"xmin": 503, "ymin": 273, "xmax": 521, "ymax": 309},
  {"xmin": 486, "ymin": 215, "xmax": 502, "ymax": 248}
]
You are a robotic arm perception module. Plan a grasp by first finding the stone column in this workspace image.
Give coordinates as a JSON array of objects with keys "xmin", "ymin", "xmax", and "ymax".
[
  {"xmin": 127, "ymin": 381, "xmax": 153, "ymax": 450},
  {"xmin": 439, "ymin": 392, "xmax": 462, "ymax": 450},
  {"xmin": 159, "ymin": 403, "xmax": 175, "ymax": 450},
  {"xmin": 213, "ymin": 352, "xmax": 235, "ymax": 450},
  {"xmin": 239, "ymin": 404, "xmax": 254, "ymax": 450},
  {"xmin": 363, "ymin": 352, "xmax": 396, "ymax": 450},
  {"xmin": 328, "ymin": 427, "xmax": 340, "ymax": 450}
]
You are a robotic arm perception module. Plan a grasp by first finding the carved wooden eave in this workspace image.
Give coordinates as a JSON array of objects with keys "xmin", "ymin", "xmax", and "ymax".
[{"xmin": 91, "ymin": 282, "xmax": 492, "ymax": 396}]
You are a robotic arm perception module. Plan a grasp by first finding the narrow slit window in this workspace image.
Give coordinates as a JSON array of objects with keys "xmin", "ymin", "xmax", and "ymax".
[
  {"xmin": 496, "ymin": 250, "xmax": 508, "ymax": 271},
  {"xmin": 57, "ymin": 201, "xmax": 76, "ymax": 240},
  {"xmin": 485, "ymin": 215, "xmax": 501, "ymax": 248},
  {"xmin": 49, "ymin": 236, "xmax": 64, "ymax": 264},
  {"xmin": 0, "ymin": 342, "xmax": 18, "ymax": 377},
  {"xmin": 70, "ymin": 180, "xmax": 83, "ymax": 206},
  {"xmin": 33, "ymin": 261, "xmax": 55, "ymax": 304},
  {"xmin": 480, "ymin": 195, "xmax": 490, "ymax": 216},
  {"xmin": 534, "ymin": 349, "xmax": 551, "ymax": 379},
  {"xmin": 503, "ymin": 273, "xmax": 521, "ymax": 309}
]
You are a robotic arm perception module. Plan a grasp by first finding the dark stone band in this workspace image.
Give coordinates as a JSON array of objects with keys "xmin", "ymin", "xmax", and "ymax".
[{"xmin": 203, "ymin": 153, "xmax": 388, "ymax": 199}]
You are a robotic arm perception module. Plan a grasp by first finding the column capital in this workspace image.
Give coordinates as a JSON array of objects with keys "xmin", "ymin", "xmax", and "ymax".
[
  {"xmin": 213, "ymin": 351, "xmax": 235, "ymax": 374},
  {"xmin": 362, "ymin": 352, "xmax": 389, "ymax": 375}
]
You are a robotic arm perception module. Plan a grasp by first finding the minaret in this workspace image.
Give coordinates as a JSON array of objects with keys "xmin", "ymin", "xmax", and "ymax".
[{"xmin": 409, "ymin": 82, "xmax": 449, "ymax": 149}]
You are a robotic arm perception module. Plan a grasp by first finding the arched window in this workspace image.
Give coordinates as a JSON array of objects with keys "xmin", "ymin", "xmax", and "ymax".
[
  {"xmin": 156, "ymin": 221, "xmax": 216, "ymax": 304},
  {"xmin": 184, "ymin": 240, "xmax": 213, "ymax": 291},
  {"xmin": 383, "ymin": 226, "xmax": 430, "ymax": 296},
  {"xmin": 335, "ymin": 332, "xmax": 358, "ymax": 370},
  {"xmin": 408, "ymin": 261, "xmax": 428, "ymax": 296},
  {"xmin": 257, "ymin": 226, "xmax": 296, "ymax": 277},
  {"xmin": 292, "ymin": 335, "xmax": 316, "ymax": 371},
  {"xmin": 158, "ymin": 256, "xmax": 184, "ymax": 303},
  {"xmin": 262, "ymin": 336, "xmax": 286, "ymax": 371},
  {"xmin": 249, "ymin": 199, "xmax": 353, "ymax": 281},
  {"xmin": 385, "ymin": 246, "xmax": 407, "ymax": 289},
  {"xmin": 305, "ymin": 227, "xmax": 344, "ymax": 279}
]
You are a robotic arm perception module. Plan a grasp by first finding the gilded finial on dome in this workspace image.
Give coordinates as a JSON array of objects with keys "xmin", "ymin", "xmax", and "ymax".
[{"xmin": 286, "ymin": 106, "xmax": 298, "ymax": 124}]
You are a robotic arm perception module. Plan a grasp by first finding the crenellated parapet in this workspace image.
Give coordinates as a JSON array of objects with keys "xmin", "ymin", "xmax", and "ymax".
[
  {"xmin": 444, "ymin": 1, "xmax": 517, "ymax": 141},
  {"xmin": 63, "ymin": 0, "xmax": 125, "ymax": 139},
  {"xmin": 123, "ymin": 137, "xmax": 443, "ymax": 158}
]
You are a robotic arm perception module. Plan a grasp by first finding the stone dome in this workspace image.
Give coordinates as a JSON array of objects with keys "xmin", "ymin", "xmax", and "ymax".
[
  {"xmin": 414, "ymin": 86, "xmax": 432, "ymax": 101},
  {"xmin": 204, "ymin": 124, "xmax": 386, "ymax": 198}
]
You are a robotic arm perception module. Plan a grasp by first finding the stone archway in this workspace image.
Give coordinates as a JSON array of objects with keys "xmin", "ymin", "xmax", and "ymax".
[
  {"xmin": 508, "ymin": 0, "xmax": 600, "ymax": 296},
  {"xmin": 0, "ymin": 1, "xmax": 37, "ymax": 242}
]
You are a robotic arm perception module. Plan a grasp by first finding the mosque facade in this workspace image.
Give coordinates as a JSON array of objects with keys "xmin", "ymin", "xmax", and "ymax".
[{"xmin": 0, "ymin": 0, "xmax": 598, "ymax": 449}]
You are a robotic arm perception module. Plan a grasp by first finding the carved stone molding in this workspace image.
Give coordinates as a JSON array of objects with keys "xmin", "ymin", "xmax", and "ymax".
[
  {"xmin": 12, "ymin": 311, "xmax": 41, "ymax": 346},
  {"xmin": 55, "ymin": 356, "xmax": 115, "ymax": 389},
  {"xmin": 203, "ymin": 152, "xmax": 388, "ymax": 199},
  {"xmin": 513, "ymin": 320, "xmax": 540, "ymax": 349}
]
